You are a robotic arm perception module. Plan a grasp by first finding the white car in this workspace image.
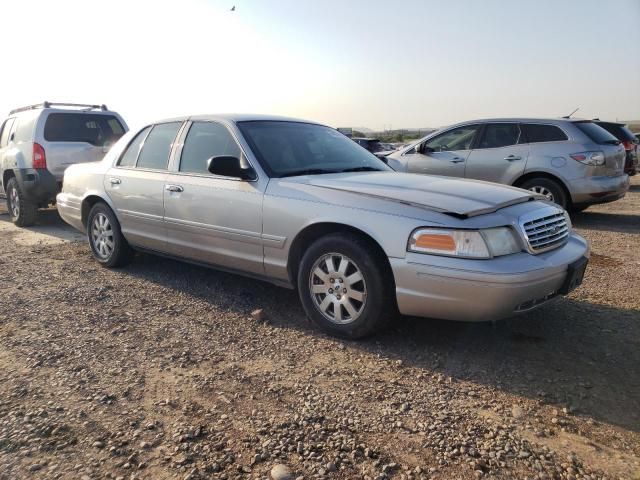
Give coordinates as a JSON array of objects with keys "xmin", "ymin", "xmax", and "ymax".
[{"xmin": 0, "ymin": 102, "xmax": 128, "ymax": 226}]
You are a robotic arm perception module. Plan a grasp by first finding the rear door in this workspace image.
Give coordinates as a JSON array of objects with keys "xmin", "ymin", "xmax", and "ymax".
[
  {"xmin": 465, "ymin": 122, "xmax": 528, "ymax": 184},
  {"xmin": 405, "ymin": 124, "xmax": 480, "ymax": 177},
  {"xmin": 163, "ymin": 120, "xmax": 265, "ymax": 275},
  {"xmin": 105, "ymin": 122, "xmax": 183, "ymax": 251},
  {"xmin": 0, "ymin": 117, "xmax": 17, "ymax": 195},
  {"xmin": 40, "ymin": 112, "xmax": 127, "ymax": 180}
]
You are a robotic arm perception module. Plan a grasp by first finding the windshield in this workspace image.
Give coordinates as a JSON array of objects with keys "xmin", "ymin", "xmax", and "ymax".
[{"xmin": 237, "ymin": 121, "xmax": 391, "ymax": 177}]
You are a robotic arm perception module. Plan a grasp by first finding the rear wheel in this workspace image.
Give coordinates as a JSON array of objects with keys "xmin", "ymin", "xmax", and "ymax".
[
  {"xmin": 520, "ymin": 177, "xmax": 568, "ymax": 210},
  {"xmin": 6, "ymin": 177, "xmax": 38, "ymax": 227},
  {"xmin": 297, "ymin": 233, "xmax": 395, "ymax": 339},
  {"xmin": 87, "ymin": 202, "xmax": 133, "ymax": 267}
]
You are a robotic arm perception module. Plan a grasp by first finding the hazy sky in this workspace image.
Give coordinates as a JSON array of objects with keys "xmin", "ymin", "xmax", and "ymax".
[{"xmin": 2, "ymin": 0, "xmax": 639, "ymax": 131}]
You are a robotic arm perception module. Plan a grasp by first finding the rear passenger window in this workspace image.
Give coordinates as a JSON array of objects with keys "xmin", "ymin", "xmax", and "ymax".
[
  {"xmin": 136, "ymin": 122, "xmax": 182, "ymax": 170},
  {"xmin": 118, "ymin": 126, "xmax": 151, "ymax": 167},
  {"xmin": 477, "ymin": 123, "xmax": 520, "ymax": 149},
  {"xmin": 180, "ymin": 122, "xmax": 241, "ymax": 174},
  {"xmin": 520, "ymin": 124, "xmax": 567, "ymax": 143},
  {"xmin": 0, "ymin": 118, "xmax": 15, "ymax": 147}
]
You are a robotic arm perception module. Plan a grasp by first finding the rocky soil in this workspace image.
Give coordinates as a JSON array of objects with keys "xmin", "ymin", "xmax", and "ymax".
[{"xmin": 0, "ymin": 177, "xmax": 639, "ymax": 480}]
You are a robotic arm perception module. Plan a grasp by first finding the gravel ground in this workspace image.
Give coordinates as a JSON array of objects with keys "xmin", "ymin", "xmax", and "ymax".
[{"xmin": 0, "ymin": 177, "xmax": 639, "ymax": 480}]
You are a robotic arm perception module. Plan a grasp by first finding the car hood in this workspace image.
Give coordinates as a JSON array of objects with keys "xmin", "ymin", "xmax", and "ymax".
[{"xmin": 286, "ymin": 172, "xmax": 538, "ymax": 218}]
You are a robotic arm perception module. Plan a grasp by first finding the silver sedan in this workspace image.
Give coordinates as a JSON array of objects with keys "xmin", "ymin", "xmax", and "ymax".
[{"xmin": 57, "ymin": 114, "xmax": 590, "ymax": 339}]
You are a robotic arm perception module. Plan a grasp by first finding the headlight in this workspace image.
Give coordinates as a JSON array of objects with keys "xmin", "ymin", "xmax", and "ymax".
[{"xmin": 408, "ymin": 227, "xmax": 521, "ymax": 258}]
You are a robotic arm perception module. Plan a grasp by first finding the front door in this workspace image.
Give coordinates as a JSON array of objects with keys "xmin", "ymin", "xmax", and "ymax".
[
  {"xmin": 465, "ymin": 123, "xmax": 528, "ymax": 184},
  {"xmin": 105, "ymin": 122, "xmax": 183, "ymax": 251},
  {"xmin": 406, "ymin": 124, "xmax": 481, "ymax": 177},
  {"xmin": 163, "ymin": 121, "xmax": 264, "ymax": 275}
]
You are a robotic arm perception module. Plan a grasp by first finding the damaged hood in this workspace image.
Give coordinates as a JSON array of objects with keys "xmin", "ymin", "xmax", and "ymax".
[{"xmin": 285, "ymin": 172, "xmax": 538, "ymax": 217}]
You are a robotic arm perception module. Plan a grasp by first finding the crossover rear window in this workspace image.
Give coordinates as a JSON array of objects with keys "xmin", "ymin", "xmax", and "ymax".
[
  {"xmin": 520, "ymin": 124, "xmax": 568, "ymax": 143},
  {"xmin": 573, "ymin": 121, "xmax": 619, "ymax": 145},
  {"xmin": 44, "ymin": 113, "xmax": 125, "ymax": 146}
]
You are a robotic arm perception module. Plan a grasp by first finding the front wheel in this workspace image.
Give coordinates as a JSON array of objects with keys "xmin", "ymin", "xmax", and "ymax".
[
  {"xmin": 520, "ymin": 177, "xmax": 568, "ymax": 210},
  {"xmin": 87, "ymin": 203, "xmax": 133, "ymax": 267},
  {"xmin": 297, "ymin": 233, "xmax": 395, "ymax": 339}
]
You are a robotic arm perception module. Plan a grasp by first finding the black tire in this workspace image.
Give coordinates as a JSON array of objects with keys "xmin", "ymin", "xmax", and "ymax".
[
  {"xmin": 87, "ymin": 202, "xmax": 133, "ymax": 268},
  {"xmin": 6, "ymin": 177, "xmax": 38, "ymax": 227},
  {"xmin": 520, "ymin": 177, "xmax": 568, "ymax": 210},
  {"xmin": 297, "ymin": 233, "xmax": 395, "ymax": 339}
]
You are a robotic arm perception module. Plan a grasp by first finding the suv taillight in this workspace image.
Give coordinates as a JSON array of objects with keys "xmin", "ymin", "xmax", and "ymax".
[
  {"xmin": 570, "ymin": 151, "xmax": 605, "ymax": 166},
  {"xmin": 33, "ymin": 143, "xmax": 46, "ymax": 169},
  {"xmin": 622, "ymin": 140, "xmax": 635, "ymax": 151}
]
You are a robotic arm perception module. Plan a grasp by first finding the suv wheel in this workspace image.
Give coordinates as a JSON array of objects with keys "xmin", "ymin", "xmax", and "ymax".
[
  {"xmin": 87, "ymin": 203, "xmax": 133, "ymax": 267},
  {"xmin": 520, "ymin": 178, "xmax": 568, "ymax": 210},
  {"xmin": 298, "ymin": 233, "xmax": 395, "ymax": 339},
  {"xmin": 6, "ymin": 177, "xmax": 37, "ymax": 227}
]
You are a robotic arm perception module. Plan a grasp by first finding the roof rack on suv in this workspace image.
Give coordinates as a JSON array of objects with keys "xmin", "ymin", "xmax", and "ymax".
[{"xmin": 9, "ymin": 101, "xmax": 108, "ymax": 115}]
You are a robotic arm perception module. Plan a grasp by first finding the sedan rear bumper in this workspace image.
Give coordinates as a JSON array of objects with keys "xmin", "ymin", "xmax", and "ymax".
[{"xmin": 390, "ymin": 233, "xmax": 589, "ymax": 322}]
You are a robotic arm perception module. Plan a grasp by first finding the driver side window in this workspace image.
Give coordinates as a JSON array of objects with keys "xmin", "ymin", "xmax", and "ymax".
[
  {"xmin": 180, "ymin": 121, "xmax": 241, "ymax": 175},
  {"xmin": 424, "ymin": 125, "xmax": 480, "ymax": 152}
]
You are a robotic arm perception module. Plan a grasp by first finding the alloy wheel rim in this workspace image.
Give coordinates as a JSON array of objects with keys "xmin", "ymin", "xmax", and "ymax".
[
  {"xmin": 529, "ymin": 186, "xmax": 554, "ymax": 202},
  {"xmin": 309, "ymin": 253, "xmax": 367, "ymax": 325},
  {"xmin": 91, "ymin": 213, "xmax": 115, "ymax": 259},
  {"xmin": 9, "ymin": 186, "xmax": 20, "ymax": 218}
]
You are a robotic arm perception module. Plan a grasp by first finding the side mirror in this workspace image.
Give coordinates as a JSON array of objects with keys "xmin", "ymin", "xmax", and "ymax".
[
  {"xmin": 207, "ymin": 155, "xmax": 256, "ymax": 180},
  {"xmin": 422, "ymin": 145, "xmax": 435, "ymax": 154}
]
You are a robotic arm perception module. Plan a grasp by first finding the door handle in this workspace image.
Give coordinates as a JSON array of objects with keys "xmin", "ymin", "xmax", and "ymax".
[
  {"xmin": 450, "ymin": 157, "xmax": 465, "ymax": 163},
  {"xmin": 504, "ymin": 155, "xmax": 522, "ymax": 161},
  {"xmin": 109, "ymin": 177, "xmax": 121, "ymax": 185},
  {"xmin": 165, "ymin": 184, "xmax": 184, "ymax": 193}
]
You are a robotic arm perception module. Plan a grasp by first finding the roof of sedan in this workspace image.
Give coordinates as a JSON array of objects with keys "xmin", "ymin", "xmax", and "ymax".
[{"xmin": 153, "ymin": 113, "xmax": 325, "ymax": 125}]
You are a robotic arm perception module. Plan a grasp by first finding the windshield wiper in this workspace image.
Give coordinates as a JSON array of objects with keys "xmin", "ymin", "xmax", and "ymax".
[
  {"xmin": 601, "ymin": 139, "xmax": 621, "ymax": 145},
  {"xmin": 339, "ymin": 166, "xmax": 385, "ymax": 173},
  {"xmin": 279, "ymin": 168, "xmax": 340, "ymax": 178}
]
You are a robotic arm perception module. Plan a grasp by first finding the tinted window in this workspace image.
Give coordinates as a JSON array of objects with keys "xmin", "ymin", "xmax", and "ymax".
[
  {"xmin": 44, "ymin": 113, "xmax": 126, "ymax": 146},
  {"xmin": 595, "ymin": 122, "xmax": 636, "ymax": 142},
  {"xmin": 424, "ymin": 125, "xmax": 479, "ymax": 152},
  {"xmin": 136, "ymin": 122, "xmax": 182, "ymax": 170},
  {"xmin": 520, "ymin": 124, "xmax": 568, "ymax": 143},
  {"xmin": 238, "ymin": 121, "xmax": 390, "ymax": 177},
  {"xmin": 0, "ymin": 118, "xmax": 15, "ymax": 147},
  {"xmin": 574, "ymin": 121, "xmax": 619, "ymax": 145},
  {"xmin": 477, "ymin": 123, "xmax": 519, "ymax": 149},
  {"xmin": 118, "ymin": 126, "xmax": 151, "ymax": 167},
  {"xmin": 180, "ymin": 122, "xmax": 241, "ymax": 174}
]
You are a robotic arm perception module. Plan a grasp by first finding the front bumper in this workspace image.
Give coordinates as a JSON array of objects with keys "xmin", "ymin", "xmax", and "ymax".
[
  {"xmin": 570, "ymin": 174, "xmax": 629, "ymax": 206},
  {"xmin": 391, "ymin": 233, "xmax": 589, "ymax": 322}
]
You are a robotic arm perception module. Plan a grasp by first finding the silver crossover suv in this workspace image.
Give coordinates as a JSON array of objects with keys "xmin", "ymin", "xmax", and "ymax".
[
  {"xmin": 386, "ymin": 118, "xmax": 629, "ymax": 211},
  {"xmin": 57, "ymin": 115, "xmax": 589, "ymax": 338}
]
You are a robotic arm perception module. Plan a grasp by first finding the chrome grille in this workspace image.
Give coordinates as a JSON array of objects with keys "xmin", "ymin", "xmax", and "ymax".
[{"xmin": 520, "ymin": 208, "xmax": 569, "ymax": 253}]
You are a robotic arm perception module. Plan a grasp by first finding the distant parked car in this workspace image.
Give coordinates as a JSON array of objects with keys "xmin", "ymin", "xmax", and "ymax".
[
  {"xmin": 593, "ymin": 120, "xmax": 638, "ymax": 176},
  {"xmin": 386, "ymin": 118, "xmax": 629, "ymax": 212},
  {"xmin": 353, "ymin": 137, "xmax": 385, "ymax": 153},
  {"xmin": 57, "ymin": 114, "xmax": 589, "ymax": 339},
  {"xmin": 0, "ymin": 102, "xmax": 128, "ymax": 226}
]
